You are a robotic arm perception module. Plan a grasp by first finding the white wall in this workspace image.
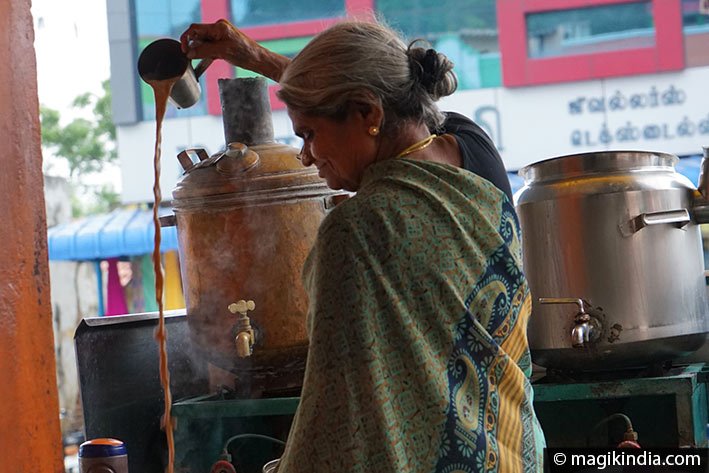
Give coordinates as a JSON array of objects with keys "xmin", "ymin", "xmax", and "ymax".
[
  {"xmin": 49, "ymin": 260, "xmax": 100, "ymax": 434},
  {"xmin": 32, "ymin": 0, "xmax": 110, "ymax": 114},
  {"xmin": 44, "ymin": 175, "xmax": 100, "ymax": 435}
]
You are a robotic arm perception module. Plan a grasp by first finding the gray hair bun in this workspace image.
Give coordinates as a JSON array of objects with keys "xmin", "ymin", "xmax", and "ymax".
[{"xmin": 407, "ymin": 43, "xmax": 458, "ymax": 100}]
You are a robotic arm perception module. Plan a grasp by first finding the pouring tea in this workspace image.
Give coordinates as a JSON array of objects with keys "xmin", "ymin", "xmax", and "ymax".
[{"xmin": 137, "ymin": 38, "xmax": 212, "ymax": 109}]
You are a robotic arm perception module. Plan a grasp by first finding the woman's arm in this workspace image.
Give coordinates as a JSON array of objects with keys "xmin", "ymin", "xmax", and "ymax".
[{"xmin": 180, "ymin": 19, "xmax": 291, "ymax": 82}]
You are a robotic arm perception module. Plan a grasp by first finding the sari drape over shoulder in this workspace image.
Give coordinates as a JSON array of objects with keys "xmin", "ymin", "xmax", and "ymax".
[{"xmin": 277, "ymin": 159, "xmax": 546, "ymax": 473}]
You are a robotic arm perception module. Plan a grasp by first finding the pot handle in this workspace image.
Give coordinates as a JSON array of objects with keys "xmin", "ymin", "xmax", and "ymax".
[{"xmin": 620, "ymin": 209, "xmax": 690, "ymax": 236}]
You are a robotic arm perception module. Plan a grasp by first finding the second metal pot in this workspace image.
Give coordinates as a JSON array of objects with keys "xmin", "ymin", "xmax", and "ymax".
[{"xmin": 515, "ymin": 150, "xmax": 709, "ymax": 371}]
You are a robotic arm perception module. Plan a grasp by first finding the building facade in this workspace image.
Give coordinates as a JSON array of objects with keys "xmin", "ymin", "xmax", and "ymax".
[{"xmin": 107, "ymin": 0, "xmax": 709, "ymax": 203}]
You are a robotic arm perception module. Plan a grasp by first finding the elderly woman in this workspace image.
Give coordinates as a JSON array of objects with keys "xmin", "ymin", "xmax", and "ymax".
[{"xmin": 181, "ymin": 19, "xmax": 545, "ymax": 473}]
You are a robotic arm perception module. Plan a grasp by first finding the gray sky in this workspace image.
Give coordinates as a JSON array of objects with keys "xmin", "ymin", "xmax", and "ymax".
[
  {"xmin": 32, "ymin": 0, "xmax": 110, "ymax": 113},
  {"xmin": 32, "ymin": 0, "xmax": 117, "ymax": 188}
]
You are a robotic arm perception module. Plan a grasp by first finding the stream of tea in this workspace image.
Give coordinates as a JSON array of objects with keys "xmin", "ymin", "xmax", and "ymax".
[{"xmin": 147, "ymin": 77, "xmax": 177, "ymax": 473}]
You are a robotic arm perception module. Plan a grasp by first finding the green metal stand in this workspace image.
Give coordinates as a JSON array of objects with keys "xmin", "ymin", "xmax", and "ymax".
[
  {"xmin": 172, "ymin": 395, "xmax": 299, "ymax": 473},
  {"xmin": 532, "ymin": 363, "xmax": 708, "ymax": 448},
  {"xmin": 171, "ymin": 364, "xmax": 709, "ymax": 471}
]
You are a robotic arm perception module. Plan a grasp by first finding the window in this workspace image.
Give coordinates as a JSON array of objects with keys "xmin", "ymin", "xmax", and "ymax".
[
  {"xmin": 377, "ymin": 0, "xmax": 497, "ymax": 40},
  {"xmin": 206, "ymin": 0, "xmax": 373, "ymax": 112},
  {"xmin": 235, "ymin": 36, "xmax": 313, "ymax": 81},
  {"xmin": 135, "ymin": 0, "xmax": 200, "ymax": 37},
  {"xmin": 682, "ymin": 0, "xmax": 709, "ymax": 66},
  {"xmin": 230, "ymin": 0, "xmax": 345, "ymax": 27},
  {"xmin": 682, "ymin": 0, "xmax": 709, "ymax": 31},
  {"xmin": 526, "ymin": 2, "xmax": 655, "ymax": 58},
  {"xmin": 376, "ymin": 0, "xmax": 501, "ymax": 89},
  {"xmin": 498, "ymin": 0, "xmax": 684, "ymax": 87},
  {"xmin": 135, "ymin": 0, "xmax": 206, "ymax": 120}
]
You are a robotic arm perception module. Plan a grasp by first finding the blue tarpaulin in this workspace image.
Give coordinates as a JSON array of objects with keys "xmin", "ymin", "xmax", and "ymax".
[
  {"xmin": 46, "ymin": 156, "xmax": 703, "ymax": 262},
  {"xmin": 674, "ymin": 155, "xmax": 702, "ymax": 187},
  {"xmin": 47, "ymin": 208, "xmax": 178, "ymax": 261}
]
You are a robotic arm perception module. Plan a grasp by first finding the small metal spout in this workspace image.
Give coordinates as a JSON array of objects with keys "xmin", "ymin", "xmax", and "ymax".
[
  {"xmin": 539, "ymin": 297, "xmax": 601, "ymax": 348},
  {"xmin": 571, "ymin": 314, "xmax": 602, "ymax": 348},
  {"xmin": 235, "ymin": 331, "xmax": 253, "ymax": 358},
  {"xmin": 571, "ymin": 321, "xmax": 591, "ymax": 348}
]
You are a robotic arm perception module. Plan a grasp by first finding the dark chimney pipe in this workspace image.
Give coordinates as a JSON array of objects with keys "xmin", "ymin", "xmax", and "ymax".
[{"xmin": 218, "ymin": 77, "xmax": 275, "ymax": 146}]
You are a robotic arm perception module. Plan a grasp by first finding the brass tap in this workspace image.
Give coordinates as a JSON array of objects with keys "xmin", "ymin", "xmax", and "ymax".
[{"xmin": 228, "ymin": 300, "xmax": 256, "ymax": 358}]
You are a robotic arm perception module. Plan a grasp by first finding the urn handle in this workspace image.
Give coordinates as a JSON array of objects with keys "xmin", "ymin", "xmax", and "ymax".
[
  {"xmin": 177, "ymin": 148, "xmax": 210, "ymax": 172},
  {"xmin": 158, "ymin": 214, "xmax": 176, "ymax": 227}
]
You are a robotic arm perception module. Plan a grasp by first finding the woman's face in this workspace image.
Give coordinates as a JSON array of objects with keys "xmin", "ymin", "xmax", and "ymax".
[{"xmin": 288, "ymin": 107, "xmax": 379, "ymax": 192}]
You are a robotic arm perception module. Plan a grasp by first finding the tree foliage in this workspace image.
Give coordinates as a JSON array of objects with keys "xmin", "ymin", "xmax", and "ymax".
[{"xmin": 40, "ymin": 80, "xmax": 120, "ymax": 217}]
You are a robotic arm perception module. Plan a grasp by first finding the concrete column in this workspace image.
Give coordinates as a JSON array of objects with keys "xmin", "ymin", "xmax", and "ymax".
[{"xmin": 0, "ymin": 1, "xmax": 64, "ymax": 471}]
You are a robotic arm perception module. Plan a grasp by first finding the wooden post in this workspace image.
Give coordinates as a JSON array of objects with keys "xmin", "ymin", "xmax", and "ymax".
[{"xmin": 0, "ymin": 0, "xmax": 64, "ymax": 471}]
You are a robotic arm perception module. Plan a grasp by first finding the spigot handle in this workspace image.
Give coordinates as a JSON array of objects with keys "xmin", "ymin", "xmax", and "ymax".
[
  {"xmin": 228, "ymin": 300, "xmax": 255, "ymax": 316},
  {"xmin": 539, "ymin": 297, "xmax": 589, "ymax": 315}
]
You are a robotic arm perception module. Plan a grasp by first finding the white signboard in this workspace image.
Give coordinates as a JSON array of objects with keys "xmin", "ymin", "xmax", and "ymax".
[{"xmin": 439, "ymin": 66, "xmax": 709, "ymax": 170}]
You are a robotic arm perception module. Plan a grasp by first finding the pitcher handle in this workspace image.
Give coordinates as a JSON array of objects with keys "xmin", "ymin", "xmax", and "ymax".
[{"xmin": 194, "ymin": 58, "xmax": 214, "ymax": 80}]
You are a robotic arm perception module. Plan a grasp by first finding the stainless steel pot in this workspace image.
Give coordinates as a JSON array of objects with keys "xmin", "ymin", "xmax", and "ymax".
[{"xmin": 515, "ymin": 150, "xmax": 709, "ymax": 370}]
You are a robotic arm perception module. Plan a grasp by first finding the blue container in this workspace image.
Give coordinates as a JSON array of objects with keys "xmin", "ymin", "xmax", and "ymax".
[{"xmin": 79, "ymin": 438, "xmax": 128, "ymax": 473}]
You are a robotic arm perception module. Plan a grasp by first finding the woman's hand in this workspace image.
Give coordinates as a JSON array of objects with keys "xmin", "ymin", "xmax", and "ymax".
[
  {"xmin": 180, "ymin": 19, "xmax": 253, "ymax": 65},
  {"xmin": 180, "ymin": 19, "xmax": 290, "ymax": 82}
]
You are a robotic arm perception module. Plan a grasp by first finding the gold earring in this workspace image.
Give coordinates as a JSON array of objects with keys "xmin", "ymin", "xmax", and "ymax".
[{"xmin": 368, "ymin": 126, "xmax": 379, "ymax": 136}]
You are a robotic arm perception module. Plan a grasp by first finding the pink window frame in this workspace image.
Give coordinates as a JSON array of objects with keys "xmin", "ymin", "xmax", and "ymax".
[
  {"xmin": 201, "ymin": 0, "xmax": 374, "ymax": 113},
  {"xmin": 497, "ymin": 0, "xmax": 684, "ymax": 87}
]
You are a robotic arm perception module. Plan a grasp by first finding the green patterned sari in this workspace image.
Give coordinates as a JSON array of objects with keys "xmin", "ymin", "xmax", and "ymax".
[{"xmin": 277, "ymin": 158, "xmax": 545, "ymax": 473}]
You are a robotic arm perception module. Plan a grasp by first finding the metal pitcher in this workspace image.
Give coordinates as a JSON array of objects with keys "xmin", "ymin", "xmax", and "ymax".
[{"xmin": 137, "ymin": 38, "xmax": 212, "ymax": 109}]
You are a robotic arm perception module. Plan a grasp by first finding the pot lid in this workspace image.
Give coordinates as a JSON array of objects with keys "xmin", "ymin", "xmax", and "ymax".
[
  {"xmin": 520, "ymin": 150, "xmax": 678, "ymax": 184},
  {"xmin": 171, "ymin": 141, "xmax": 331, "ymax": 207}
]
